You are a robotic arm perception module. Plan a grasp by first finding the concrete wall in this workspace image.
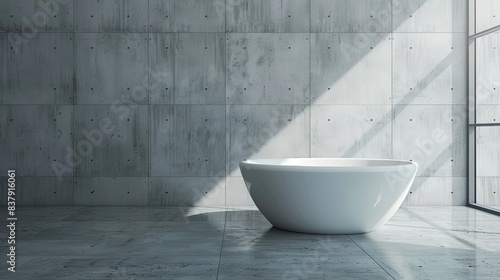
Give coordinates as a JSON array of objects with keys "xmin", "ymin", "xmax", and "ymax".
[{"xmin": 0, "ymin": 0, "xmax": 468, "ymax": 206}]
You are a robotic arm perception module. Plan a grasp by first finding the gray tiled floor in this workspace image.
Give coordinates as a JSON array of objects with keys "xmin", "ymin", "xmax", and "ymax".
[{"xmin": 1, "ymin": 206, "xmax": 499, "ymax": 279}]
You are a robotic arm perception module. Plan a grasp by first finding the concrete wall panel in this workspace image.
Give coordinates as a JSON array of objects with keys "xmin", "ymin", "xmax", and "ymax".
[
  {"xmin": 74, "ymin": 0, "xmax": 148, "ymax": 32},
  {"xmin": 150, "ymin": 105, "xmax": 226, "ymax": 176},
  {"xmin": 403, "ymin": 177, "xmax": 466, "ymax": 206},
  {"xmin": 149, "ymin": 177, "xmax": 225, "ymax": 206},
  {"xmin": 0, "ymin": 105, "xmax": 73, "ymax": 176},
  {"xmin": 311, "ymin": 0, "xmax": 392, "ymax": 32},
  {"xmin": 393, "ymin": 105, "xmax": 466, "ymax": 177},
  {"xmin": 311, "ymin": 105, "xmax": 392, "ymax": 158},
  {"xmin": 393, "ymin": 0, "xmax": 467, "ymax": 32},
  {"xmin": 74, "ymin": 105, "xmax": 149, "ymax": 177},
  {"xmin": 74, "ymin": 177, "xmax": 148, "ymax": 205},
  {"xmin": 0, "ymin": 0, "xmax": 73, "ymax": 32},
  {"xmin": 0, "ymin": 33, "xmax": 73, "ymax": 104},
  {"xmin": 226, "ymin": 33, "xmax": 309, "ymax": 105},
  {"xmin": 226, "ymin": 105, "xmax": 309, "ymax": 176},
  {"xmin": 393, "ymin": 33, "xmax": 467, "ymax": 105},
  {"xmin": 311, "ymin": 33, "xmax": 392, "ymax": 104},
  {"xmin": 75, "ymin": 33, "xmax": 148, "ymax": 105},
  {"xmin": 226, "ymin": 0, "xmax": 309, "ymax": 32},
  {"xmin": 149, "ymin": 0, "xmax": 225, "ymax": 32}
]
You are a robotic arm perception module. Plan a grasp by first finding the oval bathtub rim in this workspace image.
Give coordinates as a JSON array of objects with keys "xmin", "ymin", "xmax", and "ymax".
[{"xmin": 239, "ymin": 158, "xmax": 418, "ymax": 173}]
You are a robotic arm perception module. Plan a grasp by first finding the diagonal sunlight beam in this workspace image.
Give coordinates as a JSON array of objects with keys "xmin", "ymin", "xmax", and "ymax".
[
  {"xmin": 401, "ymin": 208, "xmax": 490, "ymax": 251},
  {"xmin": 342, "ymin": 51, "xmax": 455, "ymax": 158},
  {"xmin": 190, "ymin": 0, "xmax": 460, "ymax": 208}
]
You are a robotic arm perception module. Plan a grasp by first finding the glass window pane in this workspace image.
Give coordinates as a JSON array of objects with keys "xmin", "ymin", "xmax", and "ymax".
[
  {"xmin": 476, "ymin": 31, "xmax": 500, "ymax": 123},
  {"xmin": 476, "ymin": 126, "xmax": 500, "ymax": 210},
  {"xmin": 476, "ymin": 0, "xmax": 500, "ymax": 33}
]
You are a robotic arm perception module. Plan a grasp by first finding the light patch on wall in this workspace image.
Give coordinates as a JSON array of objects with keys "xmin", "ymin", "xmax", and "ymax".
[
  {"xmin": 227, "ymin": 106, "xmax": 310, "ymax": 177},
  {"xmin": 313, "ymin": 33, "xmax": 392, "ymax": 105},
  {"xmin": 193, "ymin": 179, "xmax": 226, "ymax": 207}
]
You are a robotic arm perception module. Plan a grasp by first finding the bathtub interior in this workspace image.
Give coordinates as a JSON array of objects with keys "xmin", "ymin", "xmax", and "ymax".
[{"xmin": 242, "ymin": 158, "xmax": 414, "ymax": 168}]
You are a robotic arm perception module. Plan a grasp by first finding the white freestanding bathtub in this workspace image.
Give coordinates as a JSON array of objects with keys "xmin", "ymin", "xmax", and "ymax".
[{"xmin": 239, "ymin": 158, "xmax": 418, "ymax": 234}]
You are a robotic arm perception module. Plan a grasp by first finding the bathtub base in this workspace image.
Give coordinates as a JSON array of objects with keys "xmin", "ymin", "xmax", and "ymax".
[{"xmin": 240, "ymin": 158, "xmax": 418, "ymax": 235}]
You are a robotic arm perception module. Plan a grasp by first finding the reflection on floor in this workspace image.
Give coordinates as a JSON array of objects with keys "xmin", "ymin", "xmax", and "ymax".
[{"xmin": 0, "ymin": 206, "xmax": 499, "ymax": 279}]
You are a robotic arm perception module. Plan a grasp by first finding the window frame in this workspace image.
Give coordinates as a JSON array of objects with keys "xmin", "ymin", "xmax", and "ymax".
[{"xmin": 468, "ymin": 0, "xmax": 500, "ymax": 215}]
